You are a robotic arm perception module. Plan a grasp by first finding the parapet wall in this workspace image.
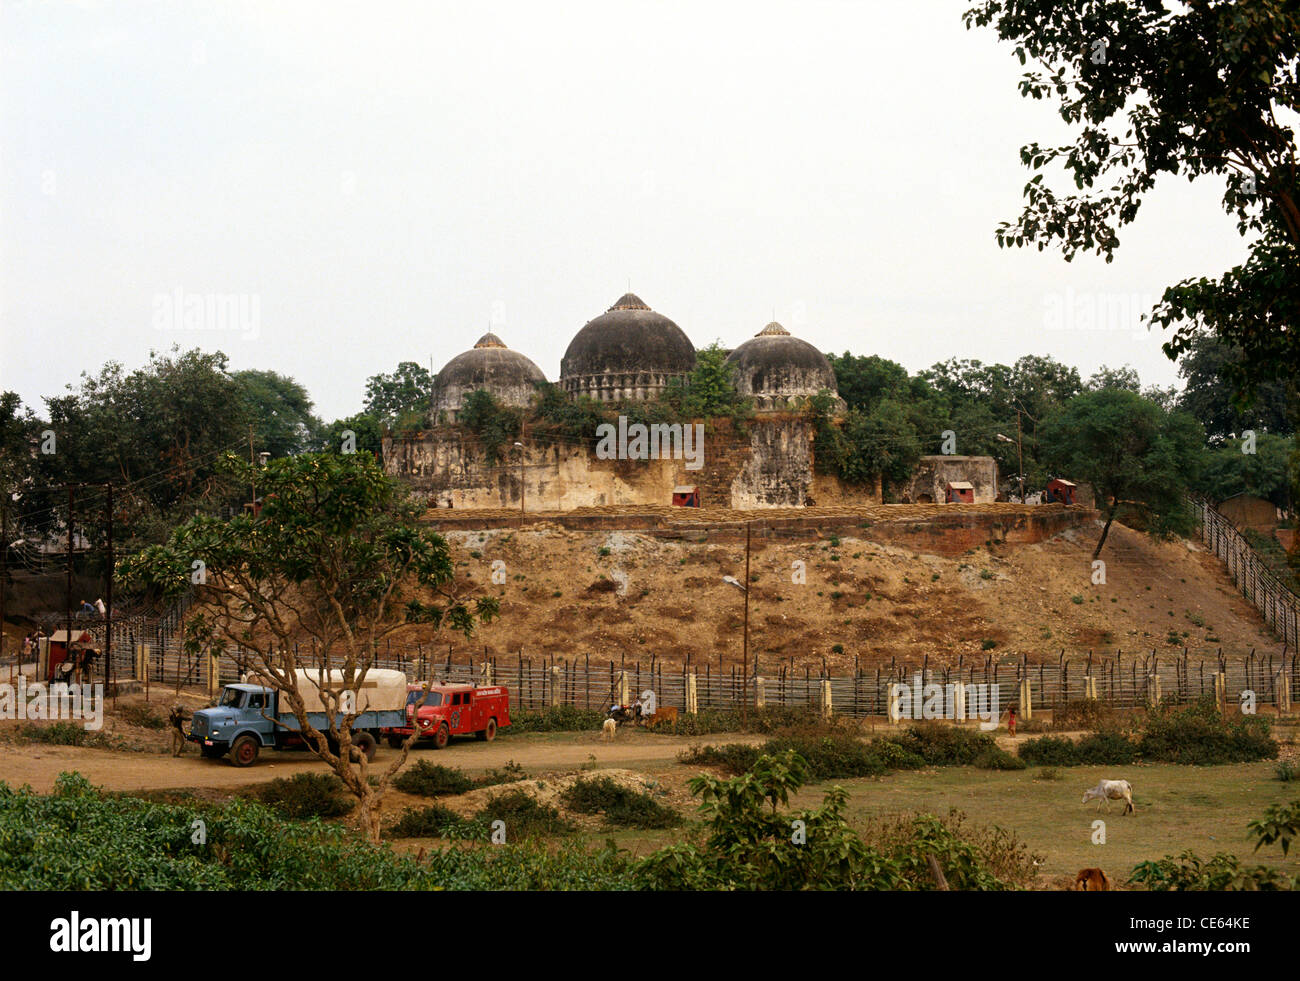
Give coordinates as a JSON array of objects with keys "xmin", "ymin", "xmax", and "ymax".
[{"xmin": 384, "ymin": 416, "xmax": 882, "ymax": 510}]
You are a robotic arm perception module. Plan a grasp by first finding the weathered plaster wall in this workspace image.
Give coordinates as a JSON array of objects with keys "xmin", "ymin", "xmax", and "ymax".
[{"xmin": 901, "ymin": 456, "xmax": 999, "ymax": 504}]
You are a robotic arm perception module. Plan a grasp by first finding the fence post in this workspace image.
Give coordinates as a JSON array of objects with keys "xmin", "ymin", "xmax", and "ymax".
[
  {"xmin": 548, "ymin": 665, "xmax": 561, "ymax": 707},
  {"xmin": 887, "ymin": 681, "xmax": 903, "ymax": 724},
  {"xmin": 134, "ymin": 643, "xmax": 145, "ymax": 682},
  {"xmin": 1276, "ymin": 664, "xmax": 1293, "ymax": 714},
  {"xmin": 1018, "ymin": 676, "xmax": 1033, "ymax": 721},
  {"xmin": 754, "ymin": 676, "xmax": 766, "ymax": 709},
  {"xmin": 818, "ymin": 680, "xmax": 832, "ymax": 720},
  {"xmin": 1083, "ymin": 674, "xmax": 1098, "ymax": 701},
  {"xmin": 1213, "ymin": 671, "xmax": 1228, "ymax": 715},
  {"xmin": 1146, "ymin": 672, "xmax": 1161, "ymax": 705},
  {"xmin": 617, "ymin": 670, "xmax": 629, "ymax": 708},
  {"xmin": 952, "ymin": 679, "xmax": 966, "ymax": 723},
  {"xmin": 207, "ymin": 648, "xmax": 219, "ymax": 698},
  {"xmin": 685, "ymin": 673, "xmax": 698, "ymax": 714}
]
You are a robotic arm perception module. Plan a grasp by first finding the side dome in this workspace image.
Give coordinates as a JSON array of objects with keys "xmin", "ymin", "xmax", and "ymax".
[
  {"xmin": 560, "ymin": 293, "xmax": 696, "ymax": 402},
  {"xmin": 724, "ymin": 322, "xmax": 843, "ymax": 412},
  {"xmin": 432, "ymin": 332, "xmax": 547, "ymax": 424}
]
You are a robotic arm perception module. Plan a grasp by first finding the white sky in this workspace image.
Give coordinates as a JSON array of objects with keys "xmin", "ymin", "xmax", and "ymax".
[{"xmin": 1, "ymin": 0, "xmax": 1250, "ymax": 422}]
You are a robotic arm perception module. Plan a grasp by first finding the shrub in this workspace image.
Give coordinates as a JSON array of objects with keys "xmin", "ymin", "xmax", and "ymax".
[
  {"xmin": 1074, "ymin": 730, "xmax": 1139, "ymax": 765},
  {"xmin": 387, "ymin": 803, "xmax": 469, "ymax": 837},
  {"xmin": 476, "ymin": 789, "xmax": 573, "ymax": 839},
  {"xmin": 562, "ymin": 777, "xmax": 681, "ymax": 829},
  {"xmin": 761, "ymin": 732, "xmax": 889, "ymax": 781},
  {"xmin": 1052, "ymin": 699, "xmax": 1113, "ymax": 730},
  {"xmin": 13, "ymin": 722, "xmax": 90, "ymax": 746},
  {"xmin": 476, "ymin": 760, "xmax": 528, "ymax": 787},
  {"xmin": 882, "ymin": 722, "xmax": 1002, "ymax": 767},
  {"xmin": 1017, "ymin": 736, "xmax": 1079, "ymax": 767},
  {"xmin": 393, "ymin": 762, "xmax": 474, "ymax": 797},
  {"xmin": 1138, "ymin": 697, "xmax": 1277, "ymax": 765},
  {"xmin": 679, "ymin": 743, "xmax": 763, "ymax": 775},
  {"xmin": 1035, "ymin": 767, "xmax": 1064, "ymax": 781},
  {"xmin": 1275, "ymin": 760, "xmax": 1299, "ymax": 782},
  {"xmin": 509, "ymin": 706, "xmax": 607, "ymax": 732},
  {"xmin": 973, "ymin": 746, "xmax": 1026, "ymax": 770},
  {"xmin": 255, "ymin": 773, "xmax": 355, "ymax": 820}
]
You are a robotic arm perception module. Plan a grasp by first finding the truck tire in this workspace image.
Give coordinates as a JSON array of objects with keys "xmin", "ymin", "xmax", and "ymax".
[
  {"xmin": 230, "ymin": 735, "xmax": 260, "ymax": 767},
  {"xmin": 353, "ymin": 732, "xmax": 378, "ymax": 762},
  {"xmin": 387, "ymin": 734, "xmax": 405, "ymax": 750},
  {"xmin": 433, "ymin": 723, "xmax": 450, "ymax": 750},
  {"xmin": 200, "ymin": 743, "xmax": 225, "ymax": 759},
  {"xmin": 476, "ymin": 718, "xmax": 497, "ymax": 742}
]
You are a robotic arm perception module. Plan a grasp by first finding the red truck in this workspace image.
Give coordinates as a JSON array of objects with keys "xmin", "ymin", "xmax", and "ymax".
[{"xmin": 382, "ymin": 683, "xmax": 512, "ymax": 749}]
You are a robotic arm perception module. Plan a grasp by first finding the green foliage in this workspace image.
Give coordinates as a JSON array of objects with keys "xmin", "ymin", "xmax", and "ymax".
[
  {"xmin": 667, "ymin": 341, "xmax": 751, "ymax": 421},
  {"xmin": 12, "ymin": 722, "xmax": 94, "ymax": 746},
  {"xmin": 475, "ymin": 789, "xmax": 573, "ymax": 840},
  {"xmin": 638, "ymin": 751, "xmax": 1018, "ymax": 891},
  {"xmin": 363, "ymin": 362, "xmax": 435, "ymax": 430},
  {"xmin": 562, "ymin": 777, "xmax": 681, "ymax": 829},
  {"xmin": 1275, "ymin": 760, "xmax": 1299, "ymax": 783},
  {"xmin": 966, "ymin": 0, "xmax": 1300, "ymax": 394},
  {"xmin": 1016, "ymin": 736, "xmax": 1079, "ymax": 767},
  {"xmin": 387, "ymin": 803, "xmax": 470, "ymax": 838},
  {"xmin": 1138, "ymin": 697, "xmax": 1277, "ymax": 766},
  {"xmin": 458, "ymin": 390, "xmax": 523, "ymax": 464},
  {"xmin": 255, "ymin": 773, "xmax": 356, "ymax": 819},
  {"xmin": 0, "ymin": 772, "xmax": 635, "ymax": 890},
  {"xmin": 1131, "ymin": 851, "xmax": 1297, "ymax": 892},
  {"xmin": 231, "ymin": 369, "xmax": 317, "ymax": 457},
  {"xmin": 393, "ymin": 762, "xmax": 475, "ymax": 797},
  {"xmin": 315, "ymin": 412, "xmax": 385, "ymax": 458},
  {"xmin": 1197, "ymin": 433, "xmax": 1295, "ymax": 510},
  {"xmin": 1040, "ymin": 389, "xmax": 1204, "ymax": 557},
  {"xmin": 508, "ymin": 706, "xmax": 608, "ymax": 733},
  {"xmin": 1175, "ymin": 333, "xmax": 1294, "ymax": 442}
]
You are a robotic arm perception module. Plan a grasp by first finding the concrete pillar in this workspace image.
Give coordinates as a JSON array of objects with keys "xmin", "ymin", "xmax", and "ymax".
[
  {"xmin": 1214, "ymin": 671, "xmax": 1228, "ymax": 715},
  {"xmin": 952, "ymin": 681, "xmax": 966, "ymax": 722},
  {"xmin": 819, "ymin": 680, "xmax": 833, "ymax": 719},
  {"xmin": 135, "ymin": 643, "xmax": 146, "ymax": 682},
  {"xmin": 887, "ymin": 683, "xmax": 904, "ymax": 724},
  {"xmin": 754, "ymin": 676, "xmax": 766, "ymax": 709},
  {"xmin": 549, "ymin": 665, "xmax": 562, "ymax": 707},
  {"xmin": 1018, "ymin": 677, "xmax": 1033, "ymax": 721},
  {"xmin": 1146, "ymin": 673, "xmax": 1161, "ymax": 705},
  {"xmin": 685, "ymin": 673, "xmax": 698, "ymax": 714},
  {"xmin": 207, "ymin": 650, "xmax": 220, "ymax": 697},
  {"xmin": 616, "ymin": 670, "xmax": 630, "ymax": 708},
  {"xmin": 1083, "ymin": 675, "xmax": 1098, "ymax": 701},
  {"xmin": 1277, "ymin": 667, "xmax": 1293, "ymax": 713},
  {"xmin": 481, "ymin": 661, "xmax": 493, "ymax": 686}
]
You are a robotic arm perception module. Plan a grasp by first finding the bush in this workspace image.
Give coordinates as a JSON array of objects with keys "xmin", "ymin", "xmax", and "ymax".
[
  {"xmin": 255, "ymin": 773, "xmax": 355, "ymax": 820},
  {"xmin": 973, "ymin": 747, "xmax": 1026, "ymax": 770},
  {"xmin": 562, "ymin": 777, "xmax": 681, "ymax": 829},
  {"xmin": 1275, "ymin": 760, "xmax": 1299, "ymax": 782},
  {"xmin": 393, "ymin": 762, "xmax": 474, "ymax": 797},
  {"xmin": 508, "ymin": 706, "xmax": 607, "ymax": 733},
  {"xmin": 387, "ymin": 803, "xmax": 470, "ymax": 838},
  {"xmin": 1074, "ymin": 730, "xmax": 1139, "ymax": 765},
  {"xmin": 1017, "ymin": 736, "xmax": 1080, "ymax": 767},
  {"xmin": 760, "ymin": 732, "xmax": 889, "ymax": 781},
  {"xmin": 476, "ymin": 789, "xmax": 573, "ymax": 840},
  {"xmin": 1052, "ymin": 699, "xmax": 1113, "ymax": 730},
  {"xmin": 670, "ymin": 705, "xmax": 833, "ymax": 736},
  {"xmin": 881, "ymin": 722, "xmax": 1002, "ymax": 767},
  {"xmin": 679, "ymin": 743, "xmax": 763, "ymax": 775},
  {"xmin": 1137, "ymin": 697, "xmax": 1278, "ymax": 765},
  {"xmin": 13, "ymin": 722, "xmax": 90, "ymax": 746},
  {"xmin": 1034, "ymin": 767, "xmax": 1064, "ymax": 781},
  {"xmin": 477, "ymin": 760, "xmax": 528, "ymax": 787}
]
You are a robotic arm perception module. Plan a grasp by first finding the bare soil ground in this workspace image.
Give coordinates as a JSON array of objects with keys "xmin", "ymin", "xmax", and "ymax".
[{"xmin": 392, "ymin": 518, "xmax": 1277, "ymax": 671}]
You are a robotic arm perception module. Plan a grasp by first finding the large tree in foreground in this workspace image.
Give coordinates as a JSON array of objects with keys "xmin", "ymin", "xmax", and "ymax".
[
  {"xmin": 1041, "ymin": 389, "xmax": 1204, "ymax": 557},
  {"xmin": 120, "ymin": 452, "xmax": 498, "ymax": 842},
  {"xmin": 966, "ymin": 0, "xmax": 1299, "ymax": 394}
]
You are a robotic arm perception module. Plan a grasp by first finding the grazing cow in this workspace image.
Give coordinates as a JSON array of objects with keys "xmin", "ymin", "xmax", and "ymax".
[
  {"xmin": 1075, "ymin": 868, "xmax": 1110, "ymax": 891},
  {"xmin": 1082, "ymin": 778, "xmax": 1134, "ymax": 815},
  {"xmin": 647, "ymin": 706, "xmax": 679, "ymax": 730},
  {"xmin": 601, "ymin": 718, "xmax": 617, "ymax": 741}
]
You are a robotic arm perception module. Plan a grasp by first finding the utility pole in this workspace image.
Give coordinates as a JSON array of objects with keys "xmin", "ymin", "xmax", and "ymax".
[
  {"xmin": 248, "ymin": 425, "xmax": 257, "ymax": 515},
  {"xmin": 742, "ymin": 520, "xmax": 751, "ymax": 720},
  {"xmin": 66, "ymin": 484, "xmax": 74, "ymax": 686},
  {"xmin": 1, "ymin": 492, "xmax": 8, "ymax": 680},
  {"xmin": 105, "ymin": 482, "xmax": 114, "ymax": 706},
  {"xmin": 1016, "ymin": 410, "xmax": 1025, "ymax": 501}
]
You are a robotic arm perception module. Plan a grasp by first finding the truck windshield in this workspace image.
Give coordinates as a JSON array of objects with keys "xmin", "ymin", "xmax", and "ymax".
[
  {"xmin": 407, "ymin": 691, "xmax": 443, "ymax": 708},
  {"xmin": 219, "ymin": 689, "xmax": 245, "ymax": 708}
]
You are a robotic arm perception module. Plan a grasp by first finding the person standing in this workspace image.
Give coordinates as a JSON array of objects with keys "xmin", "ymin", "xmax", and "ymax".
[{"xmin": 169, "ymin": 702, "xmax": 191, "ymax": 757}]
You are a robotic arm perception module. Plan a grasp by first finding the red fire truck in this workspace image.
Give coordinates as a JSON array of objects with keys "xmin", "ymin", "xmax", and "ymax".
[{"xmin": 382, "ymin": 683, "xmax": 512, "ymax": 749}]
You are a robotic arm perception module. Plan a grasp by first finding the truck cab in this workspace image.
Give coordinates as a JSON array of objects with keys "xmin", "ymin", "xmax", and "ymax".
[
  {"xmin": 384, "ymin": 683, "xmax": 511, "ymax": 749},
  {"xmin": 189, "ymin": 683, "xmax": 283, "ymax": 763}
]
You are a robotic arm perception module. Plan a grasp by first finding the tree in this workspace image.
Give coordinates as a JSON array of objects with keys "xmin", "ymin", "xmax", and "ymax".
[
  {"xmin": 314, "ymin": 413, "xmax": 384, "ymax": 459},
  {"xmin": 1176, "ymin": 332, "xmax": 1294, "ymax": 442},
  {"xmin": 1040, "ymin": 389, "xmax": 1204, "ymax": 557},
  {"xmin": 1196, "ymin": 432, "xmax": 1294, "ymax": 509},
  {"xmin": 966, "ymin": 0, "xmax": 1300, "ymax": 394},
  {"xmin": 231, "ymin": 369, "xmax": 317, "ymax": 458},
  {"xmin": 670, "ymin": 341, "xmax": 751, "ymax": 420},
  {"xmin": 363, "ymin": 362, "xmax": 435, "ymax": 431},
  {"xmin": 118, "ymin": 452, "xmax": 499, "ymax": 843}
]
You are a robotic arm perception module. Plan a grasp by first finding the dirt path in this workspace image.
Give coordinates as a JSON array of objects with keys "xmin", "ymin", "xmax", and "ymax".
[{"xmin": 0, "ymin": 731, "xmax": 762, "ymax": 795}]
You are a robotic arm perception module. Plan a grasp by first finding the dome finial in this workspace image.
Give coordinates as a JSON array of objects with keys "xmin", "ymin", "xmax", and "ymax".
[
  {"xmin": 757, "ymin": 322, "xmax": 791, "ymax": 337},
  {"xmin": 474, "ymin": 332, "xmax": 507, "ymax": 349},
  {"xmin": 610, "ymin": 292, "xmax": 650, "ymax": 312}
]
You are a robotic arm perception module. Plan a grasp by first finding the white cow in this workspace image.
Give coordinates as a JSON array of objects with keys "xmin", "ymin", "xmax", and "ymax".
[
  {"xmin": 1082, "ymin": 778, "xmax": 1134, "ymax": 815},
  {"xmin": 601, "ymin": 718, "xmax": 617, "ymax": 741}
]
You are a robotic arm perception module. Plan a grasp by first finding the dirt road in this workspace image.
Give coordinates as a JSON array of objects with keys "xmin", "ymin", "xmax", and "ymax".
[{"xmin": 0, "ymin": 730, "xmax": 761, "ymax": 795}]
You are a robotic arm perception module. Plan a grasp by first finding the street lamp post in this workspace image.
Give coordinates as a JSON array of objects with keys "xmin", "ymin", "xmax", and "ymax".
[
  {"xmin": 722, "ymin": 520, "xmax": 753, "ymax": 718},
  {"xmin": 513, "ymin": 442, "xmax": 525, "ymax": 526}
]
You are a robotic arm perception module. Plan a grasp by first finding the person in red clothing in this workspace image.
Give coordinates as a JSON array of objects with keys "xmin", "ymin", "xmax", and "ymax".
[{"xmin": 1007, "ymin": 705, "xmax": 1017, "ymax": 738}]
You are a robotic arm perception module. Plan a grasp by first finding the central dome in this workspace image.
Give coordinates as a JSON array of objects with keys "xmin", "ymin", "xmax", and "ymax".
[{"xmin": 560, "ymin": 294, "xmax": 696, "ymax": 402}]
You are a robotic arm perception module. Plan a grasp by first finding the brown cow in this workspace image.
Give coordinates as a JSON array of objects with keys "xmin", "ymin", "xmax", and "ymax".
[
  {"xmin": 646, "ymin": 706, "xmax": 679, "ymax": 730},
  {"xmin": 1074, "ymin": 868, "xmax": 1110, "ymax": 891}
]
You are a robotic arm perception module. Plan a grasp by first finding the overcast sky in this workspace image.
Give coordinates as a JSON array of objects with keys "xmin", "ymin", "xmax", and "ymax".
[{"xmin": 1, "ymin": 0, "xmax": 1249, "ymax": 423}]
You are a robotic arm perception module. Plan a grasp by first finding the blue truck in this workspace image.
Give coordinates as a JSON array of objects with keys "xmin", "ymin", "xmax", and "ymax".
[{"xmin": 188, "ymin": 668, "xmax": 409, "ymax": 767}]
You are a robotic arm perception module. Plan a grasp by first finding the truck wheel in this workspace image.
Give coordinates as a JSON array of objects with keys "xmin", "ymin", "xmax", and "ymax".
[
  {"xmin": 433, "ymin": 723, "xmax": 450, "ymax": 750},
  {"xmin": 476, "ymin": 718, "xmax": 497, "ymax": 742},
  {"xmin": 230, "ymin": 735, "xmax": 260, "ymax": 767},
  {"xmin": 353, "ymin": 732, "xmax": 378, "ymax": 762},
  {"xmin": 200, "ymin": 744, "xmax": 225, "ymax": 759},
  {"xmin": 387, "ymin": 734, "xmax": 405, "ymax": 750}
]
